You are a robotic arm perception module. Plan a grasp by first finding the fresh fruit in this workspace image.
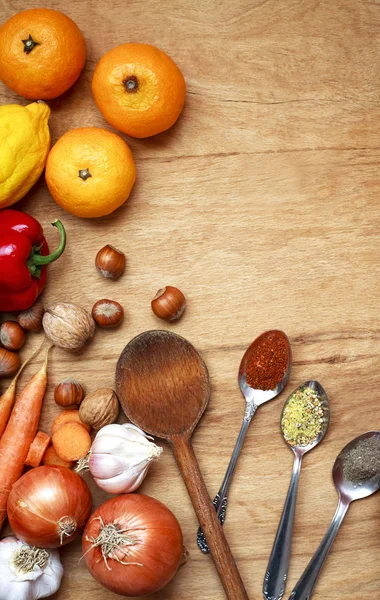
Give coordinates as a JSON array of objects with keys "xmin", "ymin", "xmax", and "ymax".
[
  {"xmin": 0, "ymin": 210, "xmax": 66, "ymax": 312},
  {"xmin": 0, "ymin": 8, "xmax": 86, "ymax": 99},
  {"xmin": 92, "ymin": 43, "xmax": 186, "ymax": 138},
  {"xmin": 0, "ymin": 102, "xmax": 50, "ymax": 208},
  {"xmin": 45, "ymin": 128, "xmax": 136, "ymax": 218}
]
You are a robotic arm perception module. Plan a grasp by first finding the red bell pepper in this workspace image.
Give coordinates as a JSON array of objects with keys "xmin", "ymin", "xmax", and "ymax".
[{"xmin": 0, "ymin": 209, "xmax": 66, "ymax": 312}]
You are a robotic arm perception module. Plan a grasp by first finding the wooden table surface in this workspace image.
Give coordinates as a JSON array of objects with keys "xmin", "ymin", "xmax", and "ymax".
[{"xmin": 1, "ymin": 0, "xmax": 380, "ymax": 598}]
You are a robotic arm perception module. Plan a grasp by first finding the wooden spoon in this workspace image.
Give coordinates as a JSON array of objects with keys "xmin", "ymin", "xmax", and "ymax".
[{"xmin": 115, "ymin": 330, "xmax": 248, "ymax": 600}]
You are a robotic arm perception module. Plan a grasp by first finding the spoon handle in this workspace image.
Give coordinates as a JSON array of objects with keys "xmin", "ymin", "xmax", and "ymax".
[
  {"xmin": 288, "ymin": 498, "xmax": 349, "ymax": 600},
  {"xmin": 197, "ymin": 400, "xmax": 257, "ymax": 553},
  {"xmin": 263, "ymin": 452, "xmax": 303, "ymax": 600},
  {"xmin": 172, "ymin": 435, "xmax": 249, "ymax": 600}
]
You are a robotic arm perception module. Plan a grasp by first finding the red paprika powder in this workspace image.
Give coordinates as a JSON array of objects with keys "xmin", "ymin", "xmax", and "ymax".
[{"xmin": 244, "ymin": 330, "xmax": 290, "ymax": 390}]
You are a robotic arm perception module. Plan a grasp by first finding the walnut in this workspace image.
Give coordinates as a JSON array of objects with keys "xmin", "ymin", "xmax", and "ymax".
[{"xmin": 79, "ymin": 388, "xmax": 119, "ymax": 430}]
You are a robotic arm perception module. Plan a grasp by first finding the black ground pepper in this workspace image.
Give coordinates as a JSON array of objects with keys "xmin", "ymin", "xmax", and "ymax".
[{"xmin": 341, "ymin": 436, "xmax": 380, "ymax": 483}]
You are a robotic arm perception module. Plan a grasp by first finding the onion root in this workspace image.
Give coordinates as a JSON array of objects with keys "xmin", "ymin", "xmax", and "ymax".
[
  {"xmin": 84, "ymin": 516, "xmax": 143, "ymax": 571},
  {"xmin": 58, "ymin": 516, "xmax": 77, "ymax": 545}
]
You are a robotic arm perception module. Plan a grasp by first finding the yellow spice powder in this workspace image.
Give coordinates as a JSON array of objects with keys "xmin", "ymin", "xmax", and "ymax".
[{"xmin": 281, "ymin": 386, "xmax": 325, "ymax": 447}]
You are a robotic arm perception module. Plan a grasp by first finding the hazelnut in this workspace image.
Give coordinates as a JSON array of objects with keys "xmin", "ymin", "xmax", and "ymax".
[
  {"xmin": 54, "ymin": 378, "xmax": 85, "ymax": 408},
  {"xmin": 17, "ymin": 300, "xmax": 44, "ymax": 332},
  {"xmin": 151, "ymin": 286, "xmax": 186, "ymax": 321},
  {"xmin": 95, "ymin": 245, "xmax": 125, "ymax": 280},
  {"xmin": 92, "ymin": 299, "xmax": 124, "ymax": 328},
  {"xmin": 0, "ymin": 348, "xmax": 21, "ymax": 377},
  {"xmin": 0, "ymin": 321, "xmax": 26, "ymax": 351}
]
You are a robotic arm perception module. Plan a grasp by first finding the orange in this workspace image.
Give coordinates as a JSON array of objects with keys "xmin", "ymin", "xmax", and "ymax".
[
  {"xmin": 45, "ymin": 127, "xmax": 136, "ymax": 219},
  {"xmin": 92, "ymin": 43, "xmax": 186, "ymax": 138},
  {"xmin": 0, "ymin": 8, "xmax": 86, "ymax": 100}
]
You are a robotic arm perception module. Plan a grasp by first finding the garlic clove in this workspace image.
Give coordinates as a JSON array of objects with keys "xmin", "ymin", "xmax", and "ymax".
[
  {"xmin": 121, "ymin": 460, "xmax": 153, "ymax": 489},
  {"xmin": 91, "ymin": 424, "xmax": 152, "ymax": 452},
  {"xmin": 89, "ymin": 454, "xmax": 127, "ymax": 479},
  {"xmin": 96, "ymin": 422, "xmax": 154, "ymax": 443},
  {"xmin": 94, "ymin": 460, "xmax": 151, "ymax": 495},
  {"xmin": 93, "ymin": 433, "xmax": 160, "ymax": 461},
  {"xmin": 91, "ymin": 433, "xmax": 132, "ymax": 455}
]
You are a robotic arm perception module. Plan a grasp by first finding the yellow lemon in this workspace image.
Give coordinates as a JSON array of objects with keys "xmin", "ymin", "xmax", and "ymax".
[{"xmin": 0, "ymin": 101, "xmax": 50, "ymax": 208}]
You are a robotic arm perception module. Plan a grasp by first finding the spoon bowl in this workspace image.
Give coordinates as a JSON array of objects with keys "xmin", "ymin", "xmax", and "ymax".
[
  {"xmin": 238, "ymin": 329, "xmax": 291, "ymax": 406},
  {"xmin": 116, "ymin": 329, "xmax": 209, "ymax": 438},
  {"xmin": 282, "ymin": 380, "xmax": 330, "ymax": 457},
  {"xmin": 333, "ymin": 431, "xmax": 380, "ymax": 501}
]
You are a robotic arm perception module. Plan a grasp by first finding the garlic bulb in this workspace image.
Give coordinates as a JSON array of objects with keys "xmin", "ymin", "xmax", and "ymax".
[
  {"xmin": 0, "ymin": 536, "xmax": 63, "ymax": 600},
  {"xmin": 89, "ymin": 423, "xmax": 163, "ymax": 494}
]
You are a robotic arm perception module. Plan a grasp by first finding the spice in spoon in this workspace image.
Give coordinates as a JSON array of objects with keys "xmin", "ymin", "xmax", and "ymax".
[
  {"xmin": 281, "ymin": 385, "xmax": 326, "ymax": 447},
  {"xmin": 245, "ymin": 330, "xmax": 290, "ymax": 390},
  {"xmin": 340, "ymin": 436, "xmax": 380, "ymax": 484}
]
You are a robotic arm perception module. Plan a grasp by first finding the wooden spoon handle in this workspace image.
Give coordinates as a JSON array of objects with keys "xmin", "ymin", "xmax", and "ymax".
[{"xmin": 172, "ymin": 435, "xmax": 248, "ymax": 600}]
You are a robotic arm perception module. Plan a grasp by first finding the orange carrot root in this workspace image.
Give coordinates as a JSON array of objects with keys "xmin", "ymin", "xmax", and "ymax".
[
  {"xmin": 52, "ymin": 409, "xmax": 91, "ymax": 434},
  {"xmin": 25, "ymin": 431, "xmax": 51, "ymax": 468},
  {"xmin": 0, "ymin": 338, "xmax": 46, "ymax": 440},
  {"xmin": 52, "ymin": 422, "xmax": 91, "ymax": 462},
  {"xmin": 43, "ymin": 445, "xmax": 73, "ymax": 469},
  {"xmin": 0, "ymin": 347, "xmax": 50, "ymax": 531}
]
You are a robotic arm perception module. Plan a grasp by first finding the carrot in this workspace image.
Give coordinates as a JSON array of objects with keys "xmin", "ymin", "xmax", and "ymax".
[
  {"xmin": 0, "ymin": 348, "xmax": 49, "ymax": 531},
  {"xmin": 0, "ymin": 372, "xmax": 22, "ymax": 440},
  {"xmin": 25, "ymin": 431, "xmax": 51, "ymax": 467},
  {"xmin": 52, "ymin": 409, "xmax": 91, "ymax": 434},
  {"xmin": 43, "ymin": 445, "xmax": 73, "ymax": 469},
  {"xmin": 0, "ymin": 341, "xmax": 44, "ymax": 440},
  {"xmin": 52, "ymin": 422, "xmax": 91, "ymax": 461}
]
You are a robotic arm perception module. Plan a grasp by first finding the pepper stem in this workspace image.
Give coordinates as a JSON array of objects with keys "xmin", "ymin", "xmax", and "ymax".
[
  {"xmin": 27, "ymin": 220, "xmax": 66, "ymax": 278},
  {"xmin": 33, "ymin": 220, "xmax": 66, "ymax": 265}
]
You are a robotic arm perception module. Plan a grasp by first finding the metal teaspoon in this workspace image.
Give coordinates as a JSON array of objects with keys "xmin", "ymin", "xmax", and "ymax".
[
  {"xmin": 197, "ymin": 330, "xmax": 291, "ymax": 553},
  {"xmin": 263, "ymin": 381, "xmax": 330, "ymax": 600},
  {"xmin": 288, "ymin": 430, "xmax": 380, "ymax": 600}
]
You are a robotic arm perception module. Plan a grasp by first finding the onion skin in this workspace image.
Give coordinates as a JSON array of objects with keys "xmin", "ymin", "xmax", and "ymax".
[
  {"xmin": 82, "ymin": 494, "xmax": 183, "ymax": 597},
  {"xmin": 7, "ymin": 466, "xmax": 92, "ymax": 549}
]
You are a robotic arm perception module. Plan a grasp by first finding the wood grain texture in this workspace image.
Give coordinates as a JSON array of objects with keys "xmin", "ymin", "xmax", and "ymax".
[
  {"xmin": 1, "ymin": 0, "xmax": 380, "ymax": 598},
  {"xmin": 172, "ymin": 437, "xmax": 248, "ymax": 600},
  {"xmin": 115, "ymin": 330, "xmax": 248, "ymax": 599},
  {"xmin": 115, "ymin": 330, "xmax": 210, "ymax": 437}
]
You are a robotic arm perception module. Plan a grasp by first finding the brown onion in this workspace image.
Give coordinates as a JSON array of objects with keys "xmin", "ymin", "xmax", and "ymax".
[
  {"xmin": 7, "ymin": 465, "xmax": 92, "ymax": 548},
  {"xmin": 82, "ymin": 494, "xmax": 183, "ymax": 596}
]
